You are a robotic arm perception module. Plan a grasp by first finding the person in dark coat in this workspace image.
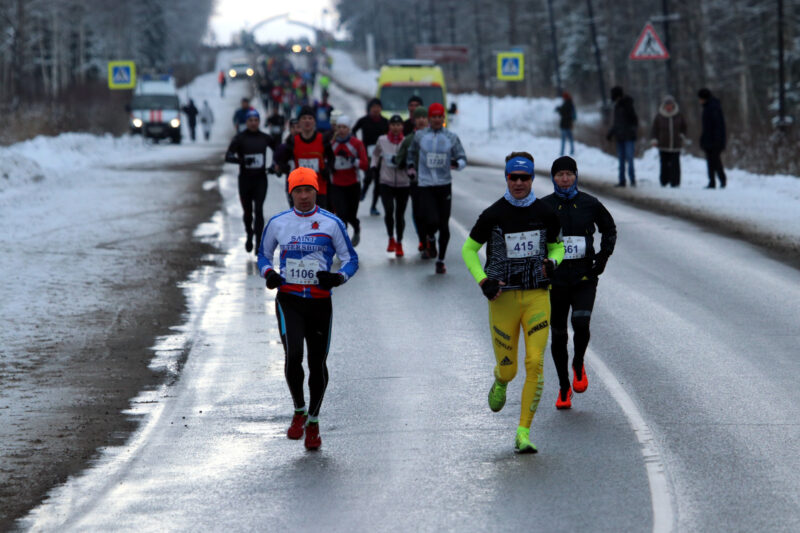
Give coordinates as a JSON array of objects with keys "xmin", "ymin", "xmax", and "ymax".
[
  {"xmin": 181, "ymin": 99, "xmax": 199, "ymax": 142},
  {"xmin": 698, "ymin": 88, "xmax": 727, "ymax": 189},
  {"xmin": 352, "ymin": 97, "xmax": 389, "ymax": 216},
  {"xmin": 556, "ymin": 92, "xmax": 576, "ymax": 156},
  {"xmin": 650, "ymin": 95, "xmax": 687, "ymax": 187},
  {"xmin": 606, "ymin": 86, "xmax": 638, "ymax": 187}
]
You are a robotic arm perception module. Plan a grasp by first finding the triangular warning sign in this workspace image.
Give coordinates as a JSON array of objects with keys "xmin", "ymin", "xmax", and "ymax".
[
  {"xmin": 629, "ymin": 23, "xmax": 669, "ymax": 60},
  {"xmin": 113, "ymin": 66, "xmax": 130, "ymax": 83},
  {"xmin": 502, "ymin": 58, "xmax": 519, "ymax": 76}
]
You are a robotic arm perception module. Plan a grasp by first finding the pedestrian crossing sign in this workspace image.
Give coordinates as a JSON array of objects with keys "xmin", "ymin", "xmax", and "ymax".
[
  {"xmin": 108, "ymin": 61, "xmax": 136, "ymax": 89},
  {"xmin": 497, "ymin": 52, "xmax": 524, "ymax": 81},
  {"xmin": 629, "ymin": 23, "xmax": 670, "ymax": 60}
]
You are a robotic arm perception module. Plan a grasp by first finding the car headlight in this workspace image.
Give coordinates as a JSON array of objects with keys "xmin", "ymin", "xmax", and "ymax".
[
  {"xmin": 170, "ymin": 118, "xmax": 180, "ymax": 128},
  {"xmin": 229, "ymin": 69, "xmax": 236, "ymax": 77},
  {"xmin": 132, "ymin": 118, "xmax": 143, "ymax": 128},
  {"xmin": 246, "ymin": 68, "xmax": 254, "ymax": 76}
]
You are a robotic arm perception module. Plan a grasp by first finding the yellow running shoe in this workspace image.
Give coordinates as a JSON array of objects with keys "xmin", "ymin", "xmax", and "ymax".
[
  {"xmin": 488, "ymin": 380, "xmax": 507, "ymax": 412},
  {"xmin": 514, "ymin": 426, "xmax": 538, "ymax": 454}
]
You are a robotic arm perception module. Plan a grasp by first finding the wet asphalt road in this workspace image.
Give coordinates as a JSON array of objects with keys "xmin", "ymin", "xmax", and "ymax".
[{"xmin": 19, "ymin": 154, "xmax": 800, "ymax": 532}]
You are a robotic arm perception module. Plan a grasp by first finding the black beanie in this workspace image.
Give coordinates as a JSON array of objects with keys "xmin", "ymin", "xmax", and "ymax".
[
  {"xmin": 367, "ymin": 97, "xmax": 382, "ymax": 111},
  {"xmin": 697, "ymin": 88, "xmax": 712, "ymax": 100},
  {"xmin": 551, "ymin": 156, "xmax": 578, "ymax": 177},
  {"xmin": 298, "ymin": 106, "xmax": 315, "ymax": 119},
  {"xmin": 610, "ymin": 86, "xmax": 623, "ymax": 100}
]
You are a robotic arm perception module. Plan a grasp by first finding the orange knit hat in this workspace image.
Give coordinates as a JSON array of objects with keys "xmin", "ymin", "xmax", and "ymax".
[{"xmin": 288, "ymin": 167, "xmax": 319, "ymax": 192}]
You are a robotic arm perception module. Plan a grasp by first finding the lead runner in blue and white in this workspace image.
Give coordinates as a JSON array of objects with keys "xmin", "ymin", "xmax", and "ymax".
[{"xmin": 257, "ymin": 167, "xmax": 358, "ymax": 450}]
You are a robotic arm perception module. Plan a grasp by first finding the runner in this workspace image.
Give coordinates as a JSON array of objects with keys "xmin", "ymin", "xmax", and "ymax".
[
  {"xmin": 258, "ymin": 167, "xmax": 359, "ymax": 450},
  {"xmin": 224, "ymin": 109, "xmax": 277, "ymax": 254},
  {"xmin": 372, "ymin": 115, "xmax": 411, "ymax": 257},
  {"xmin": 461, "ymin": 152, "xmax": 565, "ymax": 453},
  {"xmin": 329, "ymin": 115, "xmax": 368, "ymax": 246},
  {"xmin": 396, "ymin": 106, "xmax": 430, "ymax": 255},
  {"xmin": 541, "ymin": 156, "xmax": 616, "ymax": 409},
  {"xmin": 406, "ymin": 102, "xmax": 467, "ymax": 273},
  {"xmin": 232, "ymin": 97, "xmax": 251, "ymax": 133},
  {"xmin": 403, "ymin": 96, "xmax": 423, "ymax": 135},
  {"xmin": 353, "ymin": 98, "xmax": 389, "ymax": 216},
  {"xmin": 275, "ymin": 106, "xmax": 335, "ymax": 210}
]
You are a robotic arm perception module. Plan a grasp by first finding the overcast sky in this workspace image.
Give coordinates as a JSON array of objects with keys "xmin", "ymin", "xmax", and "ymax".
[{"xmin": 208, "ymin": 0, "xmax": 336, "ymax": 45}]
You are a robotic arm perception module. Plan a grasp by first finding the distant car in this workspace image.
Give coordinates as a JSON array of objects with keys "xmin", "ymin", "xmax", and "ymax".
[
  {"xmin": 127, "ymin": 75, "xmax": 182, "ymax": 143},
  {"xmin": 228, "ymin": 61, "xmax": 254, "ymax": 80}
]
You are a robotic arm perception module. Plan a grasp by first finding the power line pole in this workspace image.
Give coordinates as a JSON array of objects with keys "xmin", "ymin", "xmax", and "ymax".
[
  {"xmin": 777, "ymin": 0, "xmax": 788, "ymax": 130},
  {"xmin": 546, "ymin": 0, "xmax": 562, "ymax": 94},
  {"xmin": 661, "ymin": 0, "xmax": 674, "ymax": 95},
  {"xmin": 586, "ymin": 0, "xmax": 608, "ymax": 113}
]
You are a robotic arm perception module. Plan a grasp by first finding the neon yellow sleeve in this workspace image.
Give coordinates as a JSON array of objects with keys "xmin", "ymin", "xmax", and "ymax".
[
  {"xmin": 547, "ymin": 241, "xmax": 565, "ymax": 267},
  {"xmin": 461, "ymin": 237, "xmax": 487, "ymax": 284}
]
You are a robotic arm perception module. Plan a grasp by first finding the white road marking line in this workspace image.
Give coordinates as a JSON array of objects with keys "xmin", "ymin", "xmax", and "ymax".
[{"xmin": 451, "ymin": 214, "xmax": 676, "ymax": 533}]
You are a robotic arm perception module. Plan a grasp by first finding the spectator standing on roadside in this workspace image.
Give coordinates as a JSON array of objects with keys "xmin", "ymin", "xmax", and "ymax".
[
  {"xmin": 698, "ymin": 88, "xmax": 727, "ymax": 189},
  {"xmin": 182, "ymin": 99, "xmax": 199, "ymax": 142},
  {"xmin": 606, "ymin": 86, "xmax": 638, "ymax": 187},
  {"xmin": 556, "ymin": 92, "xmax": 576, "ymax": 156},
  {"xmin": 650, "ymin": 95, "xmax": 687, "ymax": 188}
]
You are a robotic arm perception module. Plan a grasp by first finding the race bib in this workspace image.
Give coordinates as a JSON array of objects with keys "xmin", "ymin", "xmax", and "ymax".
[
  {"xmin": 297, "ymin": 158, "xmax": 320, "ymax": 172},
  {"xmin": 244, "ymin": 153, "xmax": 264, "ymax": 169},
  {"xmin": 563, "ymin": 236, "xmax": 587, "ymax": 260},
  {"xmin": 505, "ymin": 231, "xmax": 542, "ymax": 259},
  {"xmin": 426, "ymin": 152, "xmax": 448, "ymax": 169},
  {"xmin": 335, "ymin": 155, "xmax": 354, "ymax": 170},
  {"xmin": 284, "ymin": 258, "xmax": 319, "ymax": 285}
]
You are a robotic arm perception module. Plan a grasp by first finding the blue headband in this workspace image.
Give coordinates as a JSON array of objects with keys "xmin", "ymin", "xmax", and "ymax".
[
  {"xmin": 245, "ymin": 109, "xmax": 260, "ymax": 120},
  {"xmin": 505, "ymin": 157, "xmax": 534, "ymax": 177}
]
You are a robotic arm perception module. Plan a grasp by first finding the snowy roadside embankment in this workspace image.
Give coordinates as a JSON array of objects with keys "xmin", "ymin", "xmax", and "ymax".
[{"xmin": 331, "ymin": 48, "xmax": 800, "ymax": 256}]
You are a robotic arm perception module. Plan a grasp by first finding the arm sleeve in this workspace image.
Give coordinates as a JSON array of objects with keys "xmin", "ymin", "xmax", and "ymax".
[
  {"xmin": 407, "ymin": 134, "xmax": 420, "ymax": 168},
  {"xmin": 449, "ymin": 132, "xmax": 467, "ymax": 164},
  {"xmin": 225, "ymin": 136, "xmax": 240, "ymax": 164},
  {"xmin": 547, "ymin": 241, "xmax": 565, "ymax": 266},
  {"xmin": 370, "ymin": 140, "xmax": 382, "ymax": 168},
  {"xmin": 351, "ymin": 117, "xmax": 363, "ymax": 137},
  {"xmin": 595, "ymin": 201, "xmax": 617, "ymax": 256},
  {"xmin": 396, "ymin": 137, "xmax": 410, "ymax": 170},
  {"xmin": 461, "ymin": 237, "xmax": 487, "ymax": 284},
  {"xmin": 332, "ymin": 219, "xmax": 359, "ymax": 281},
  {"xmin": 257, "ymin": 218, "xmax": 279, "ymax": 277},
  {"xmin": 358, "ymin": 141, "xmax": 369, "ymax": 171}
]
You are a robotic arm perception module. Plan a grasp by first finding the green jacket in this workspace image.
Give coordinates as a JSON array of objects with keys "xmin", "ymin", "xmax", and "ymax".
[{"xmin": 396, "ymin": 132, "xmax": 417, "ymax": 170}]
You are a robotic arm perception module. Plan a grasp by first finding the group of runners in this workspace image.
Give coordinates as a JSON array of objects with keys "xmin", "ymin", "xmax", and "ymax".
[{"xmin": 225, "ymin": 91, "xmax": 617, "ymax": 453}]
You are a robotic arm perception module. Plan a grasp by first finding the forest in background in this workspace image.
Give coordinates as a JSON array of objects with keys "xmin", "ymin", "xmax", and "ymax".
[
  {"xmin": 336, "ymin": 0, "xmax": 800, "ymax": 174},
  {"xmin": 0, "ymin": 0, "xmax": 215, "ymax": 143}
]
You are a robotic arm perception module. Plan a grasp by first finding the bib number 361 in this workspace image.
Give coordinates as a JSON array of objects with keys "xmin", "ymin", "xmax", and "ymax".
[
  {"xmin": 505, "ymin": 231, "xmax": 541, "ymax": 258},
  {"xmin": 284, "ymin": 258, "xmax": 319, "ymax": 285},
  {"xmin": 563, "ymin": 236, "xmax": 587, "ymax": 260}
]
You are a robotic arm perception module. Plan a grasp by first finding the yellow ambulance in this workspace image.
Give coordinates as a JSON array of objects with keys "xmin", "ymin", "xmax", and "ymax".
[{"xmin": 376, "ymin": 59, "xmax": 455, "ymax": 120}]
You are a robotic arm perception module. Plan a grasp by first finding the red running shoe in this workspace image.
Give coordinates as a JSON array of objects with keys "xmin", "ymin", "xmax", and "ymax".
[
  {"xmin": 556, "ymin": 387, "xmax": 572, "ymax": 409},
  {"xmin": 387, "ymin": 238, "xmax": 397, "ymax": 252},
  {"xmin": 304, "ymin": 422, "xmax": 322, "ymax": 450},
  {"xmin": 418, "ymin": 241, "xmax": 425, "ymax": 252},
  {"xmin": 573, "ymin": 365, "xmax": 588, "ymax": 393},
  {"xmin": 287, "ymin": 412, "xmax": 307, "ymax": 439},
  {"xmin": 395, "ymin": 242, "xmax": 404, "ymax": 257}
]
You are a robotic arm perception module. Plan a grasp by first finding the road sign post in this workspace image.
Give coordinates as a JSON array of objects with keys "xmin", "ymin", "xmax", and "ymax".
[{"xmin": 108, "ymin": 61, "xmax": 136, "ymax": 90}]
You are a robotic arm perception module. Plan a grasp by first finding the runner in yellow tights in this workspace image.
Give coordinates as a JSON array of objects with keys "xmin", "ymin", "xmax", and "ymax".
[{"xmin": 461, "ymin": 151, "xmax": 564, "ymax": 453}]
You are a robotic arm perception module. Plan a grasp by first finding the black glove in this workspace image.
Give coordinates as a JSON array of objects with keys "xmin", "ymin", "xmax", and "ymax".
[
  {"xmin": 369, "ymin": 166, "xmax": 378, "ymax": 175},
  {"xmin": 265, "ymin": 270, "xmax": 284, "ymax": 289},
  {"xmin": 390, "ymin": 155, "xmax": 397, "ymax": 166},
  {"xmin": 316, "ymin": 271, "xmax": 344, "ymax": 290},
  {"xmin": 543, "ymin": 258, "xmax": 556, "ymax": 278},
  {"xmin": 481, "ymin": 278, "xmax": 501, "ymax": 300},
  {"xmin": 591, "ymin": 252, "xmax": 609, "ymax": 277}
]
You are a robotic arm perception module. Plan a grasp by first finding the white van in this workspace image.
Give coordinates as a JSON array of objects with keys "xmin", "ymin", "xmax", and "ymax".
[{"xmin": 128, "ymin": 75, "xmax": 182, "ymax": 143}]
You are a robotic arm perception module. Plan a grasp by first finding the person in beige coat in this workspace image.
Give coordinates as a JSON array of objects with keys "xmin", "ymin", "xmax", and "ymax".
[{"xmin": 650, "ymin": 95, "xmax": 687, "ymax": 187}]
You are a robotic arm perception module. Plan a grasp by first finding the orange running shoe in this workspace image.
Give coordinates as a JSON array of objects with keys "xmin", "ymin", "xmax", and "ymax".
[
  {"xmin": 387, "ymin": 238, "xmax": 397, "ymax": 252},
  {"xmin": 287, "ymin": 412, "xmax": 307, "ymax": 439},
  {"xmin": 395, "ymin": 242, "xmax": 404, "ymax": 257},
  {"xmin": 304, "ymin": 421, "xmax": 321, "ymax": 450},
  {"xmin": 556, "ymin": 387, "xmax": 572, "ymax": 409},
  {"xmin": 573, "ymin": 365, "xmax": 588, "ymax": 393}
]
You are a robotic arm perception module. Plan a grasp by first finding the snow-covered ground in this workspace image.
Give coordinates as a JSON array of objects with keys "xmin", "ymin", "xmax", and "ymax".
[{"xmin": 330, "ymin": 49, "xmax": 800, "ymax": 252}]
